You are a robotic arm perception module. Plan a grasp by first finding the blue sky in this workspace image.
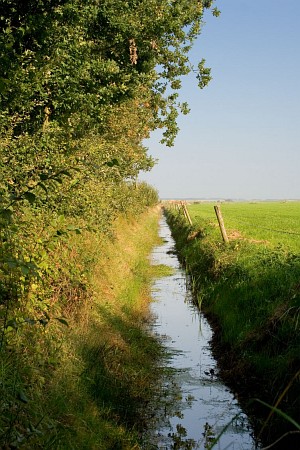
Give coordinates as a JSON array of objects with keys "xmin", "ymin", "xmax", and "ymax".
[{"xmin": 140, "ymin": 0, "xmax": 300, "ymax": 200}]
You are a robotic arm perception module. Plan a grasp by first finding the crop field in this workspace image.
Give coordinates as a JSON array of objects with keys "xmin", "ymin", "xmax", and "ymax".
[{"xmin": 186, "ymin": 201, "xmax": 300, "ymax": 253}]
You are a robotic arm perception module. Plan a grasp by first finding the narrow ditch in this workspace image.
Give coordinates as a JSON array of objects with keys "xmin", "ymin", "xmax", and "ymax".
[{"xmin": 148, "ymin": 216, "xmax": 259, "ymax": 449}]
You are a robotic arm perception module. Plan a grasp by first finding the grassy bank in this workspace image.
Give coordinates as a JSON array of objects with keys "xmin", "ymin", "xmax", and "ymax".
[
  {"xmin": 0, "ymin": 206, "xmax": 166, "ymax": 449},
  {"xmin": 165, "ymin": 204, "xmax": 300, "ymax": 448}
]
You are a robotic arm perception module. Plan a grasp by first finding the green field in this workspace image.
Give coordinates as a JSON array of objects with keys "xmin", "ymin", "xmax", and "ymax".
[
  {"xmin": 165, "ymin": 203, "xmax": 300, "ymax": 446},
  {"xmin": 187, "ymin": 201, "xmax": 300, "ymax": 252}
]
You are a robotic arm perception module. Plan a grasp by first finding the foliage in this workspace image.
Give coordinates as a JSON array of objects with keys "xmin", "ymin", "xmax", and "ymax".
[
  {"xmin": 0, "ymin": 208, "xmax": 167, "ymax": 448},
  {"xmin": 0, "ymin": 0, "xmax": 219, "ymax": 335},
  {"xmin": 0, "ymin": 0, "xmax": 218, "ymax": 352},
  {"xmin": 0, "ymin": 0, "xmax": 217, "ymax": 146},
  {"xmin": 0, "ymin": 1, "xmax": 220, "ymax": 445}
]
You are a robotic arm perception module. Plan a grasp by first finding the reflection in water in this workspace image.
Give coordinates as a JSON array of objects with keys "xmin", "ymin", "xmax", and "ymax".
[{"xmin": 148, "ymin": 217, "xmax": 258, "ymax": 449}]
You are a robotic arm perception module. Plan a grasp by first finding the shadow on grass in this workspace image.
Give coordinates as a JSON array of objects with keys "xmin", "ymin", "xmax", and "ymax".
[
  {"xmin": 78, "ymin": 301, "xmax": 193, "ymax": 450},
  {"xmin": 79, "ymin": 304, "xmax": 166, "ymax": 431}
]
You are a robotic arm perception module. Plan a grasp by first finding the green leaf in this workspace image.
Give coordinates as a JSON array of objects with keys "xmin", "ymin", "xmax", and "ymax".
[
  {"xmin": 105, "ymin": 158, "xmax": 119, "ymax": 167},
  {"xmin": 255, "ymin": 399, "xmax": 300, "ymax": 430},
  {"xmin": 5, "ymin": 326, "xmax": 15, "ymax": 333},
  {"xmin": 20, "ymin": 264, "xmax": 30, "ymax": 275},
  {"xmin": 39, "ymin": 182, "xmax": 48, "ymax": 193},
  {"xmin": 0, "ymin": 208, "xmax": 13, "ymax": 221},
  {"xmin": 6, "ymin": 319, "xmax": 18, "ymax": 329},
  {"xmin": 23, "ymin": 191, "xmax": 36, "ymax": 204},
  {"xmin": 58, "ymin": 170, "xmax": 72, "ymax": 177},
  {"xmin": 17, "ymin": 391, "xmax": 29, "ymax": 404},
  {"xmin": 55, "ymin": 230, "xmax": 65, "ymax": 236},
  {"xmin": 67, "ymin": 225, "xmax": 82, "ymax": 234},
  {"xmin": 55, "ymin": 317, "xmax": 69, "ymax": 327},
  {"xmin": 70, "ymin": 178, "xmax": 80, "ymax": 187},
  {"xmin": 197, "ymin": 59, "xmax": 212, "ymax": 89},
  {"xmin": 212, "ymin": 7, "xmax": 221, "ymax": 17}
]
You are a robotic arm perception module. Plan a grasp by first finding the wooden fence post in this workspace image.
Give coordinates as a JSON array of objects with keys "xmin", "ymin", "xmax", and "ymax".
[
  {"xmin": 181, "ymin": 201, "xmax": 187, "ymax": 220},
  {"xmin": 214, "ymin": 205, "xmax": 229, "ymax": 243},
  {"xmin": 182, "ymin": 202, "xmax": 193, "ymax": 226}
]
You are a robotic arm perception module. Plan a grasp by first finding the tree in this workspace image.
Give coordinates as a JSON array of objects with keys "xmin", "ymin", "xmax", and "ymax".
[
  {"xmin": 0, "ymin": 0, "xmax": 217, "ymax": 143},
  {"xmin": 0, "ymin": 1, "xmax": 220, "ymax": 444}
]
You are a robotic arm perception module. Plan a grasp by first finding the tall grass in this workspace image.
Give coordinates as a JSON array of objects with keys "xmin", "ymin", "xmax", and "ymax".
[
  {"xmin": 0, "ymin": 207, "xmax": 167, "ymax": 449},
  {"xmin": 165, "ymin": 205, "xmax": 300, "ymax": 448}
]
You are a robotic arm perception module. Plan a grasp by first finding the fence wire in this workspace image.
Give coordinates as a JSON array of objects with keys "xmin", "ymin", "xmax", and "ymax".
[
  {"xmin": 167, "ymin": 202, "xmax": 300, "ymax": 238},
  {"xmin": 224, "ymin": 217, "xmax": 300, "ymax": 237}
]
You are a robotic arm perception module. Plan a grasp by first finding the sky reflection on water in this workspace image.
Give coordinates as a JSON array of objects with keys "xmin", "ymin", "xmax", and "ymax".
[{"xmin": 149, "ymin": 217, "xmax": 258, "ymax": 449}]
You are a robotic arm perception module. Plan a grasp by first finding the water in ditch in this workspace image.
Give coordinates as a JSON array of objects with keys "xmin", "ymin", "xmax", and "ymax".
[{"xmin": 148, "ymin": 216, "xmax": 259, "ymax": 449}]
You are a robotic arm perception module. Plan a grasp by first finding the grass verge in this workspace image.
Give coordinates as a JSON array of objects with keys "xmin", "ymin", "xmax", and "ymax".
[
  {"xmin": 0, "ymin": 206, "xmax": 167, "ymax": 449},
  {"xmin": 165, "ymin": 206, "xmax": 300, "ymax": 449}
]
